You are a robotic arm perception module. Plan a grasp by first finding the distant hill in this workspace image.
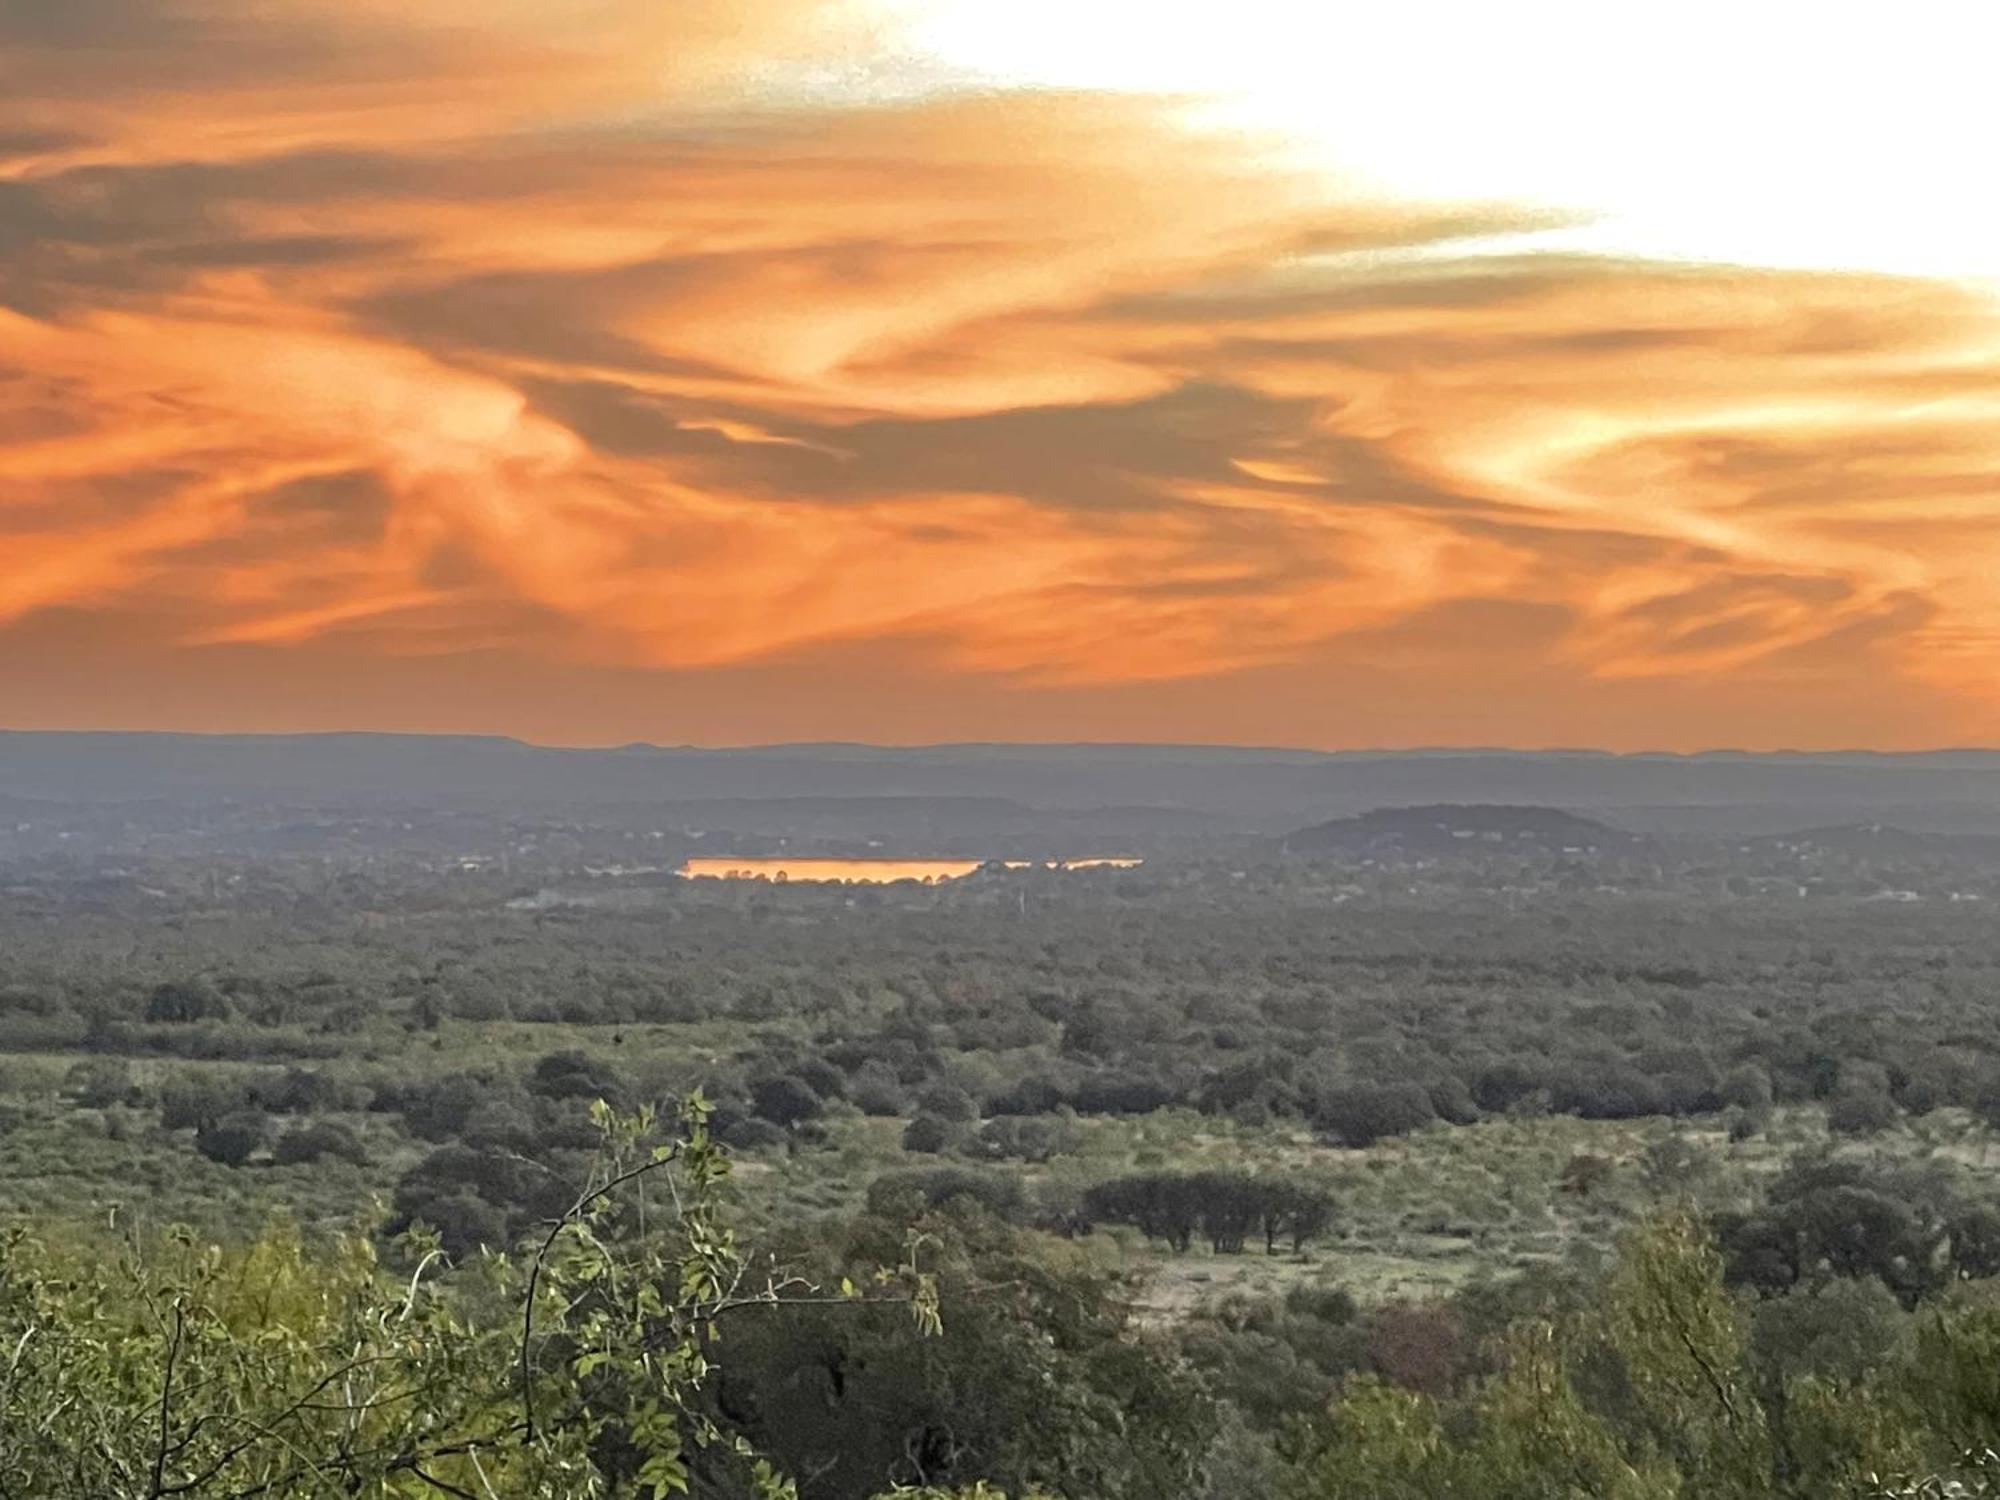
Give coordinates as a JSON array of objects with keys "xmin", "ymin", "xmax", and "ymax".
[
  {"xmin": 5, "ymin": 733, "xmax": 2000, "ymax": 836},
  {"xmin": 1282, "ymin": 804, "xmax": 1637, "ymax": 857}
]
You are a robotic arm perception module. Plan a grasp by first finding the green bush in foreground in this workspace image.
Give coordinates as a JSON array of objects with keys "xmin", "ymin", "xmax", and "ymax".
[
  {"xmin": 0, "ymin": 1095, "xmax": 934, "ymax": 1499},
  {"xmin": 1288, "ymin": 1214, "xmax": 2000, "ymax": 1500},
  {"xmin": 18, "ymin": 1112, "xmax": 2000, "ymax": 1499}
]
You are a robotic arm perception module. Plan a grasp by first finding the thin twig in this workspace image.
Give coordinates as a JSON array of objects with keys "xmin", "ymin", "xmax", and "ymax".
[
  {"xmin": 520, "ymin": 1145, "xmax": 682, "ymax": 1442},
  {"xmin": 410, "ymin": 1462, "xmax": 480, "ymax": 1499},
  {"xmin": 147, "ymin": 1301, "xmax": 185, "ymax": 1499}
]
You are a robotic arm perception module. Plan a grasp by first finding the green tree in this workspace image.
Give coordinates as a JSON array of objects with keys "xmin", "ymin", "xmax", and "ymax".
[
  {"xmin": 1599, "ymin": 1214, "xmax": 1772, "ymax": 1498},
  {"xmin": 0, "ymin": 1096, "xmax": 934, "ymax": 1499}
]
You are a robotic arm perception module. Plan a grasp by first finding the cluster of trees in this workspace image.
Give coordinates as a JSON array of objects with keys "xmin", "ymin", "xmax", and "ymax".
[
  {"xmin": 1717, "ymin": 1152, "xmax": 2000, "ymax": 1305},
  {"xmin": 61, "ymin": 1063, "xmax": 380, "ymax": 1167},
  {"xmin": 1080, "ymin": 1172, "xmax": 1335, "ymax": 1255},
  {"xmin": 76, "ymin": 1037, "xmax": 1352, "ymax": 1268}
]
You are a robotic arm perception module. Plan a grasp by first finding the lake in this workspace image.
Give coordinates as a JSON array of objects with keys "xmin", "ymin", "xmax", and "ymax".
[{"xmin": 678, "ymin": 856, "xmax": 1142, "ymax": 884}]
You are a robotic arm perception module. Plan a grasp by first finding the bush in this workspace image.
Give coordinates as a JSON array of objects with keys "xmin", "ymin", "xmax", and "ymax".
[
  {"xmin": 161, "ymin": 1075, "xmax": 249, "ymax": 1132},
  {"xmin": 195, "ymin": 1110, "xmax": 268, "ymax": 1166},
  {"xmin": 791, "ymin": 1057, "xmax": 846, "ymax": 1100},
  {"xmin": 973, "ymin": 1115, "xmax": 1076, "ymax": 1163},
  {"xmin": 1364, "ymin": 1302, "xmax": 1466, "ymax": 1394},
  {"xmin": 749, "ymin": 1075, "xmax": 823, "ymax": 1128},
  {"xmin": 390, "ymin": 1142, "xmax": 575, "ymax": 1254},
  {"xmin": 63, "ymin": 1059, "xmax": 136, "ymax": 1110},
  {"xmin": 985, "ymin": 1076, "xmax": 1066, "ymax": 1117},
  {"xmin": 248, "ymin": 1067, "xmax": 348, "ymax": 1114},
  {"xmin": 272, "ymin": 1121, "xmax": 369, "ymax": 1166},
  {"xmin": 1549, "ymin": 1065, "xmax": 1666, "ymax": 1121},
  {"xmin": 460, "ymin": 1095, "xmax": 543, "ymax": 1152},
  {"xmin": 865, "ymin": 1167, "xmax": 1029, "ymax": 1223},
  {"xmin": 903, "ymin": 1114, "xmax": 956, "ymax": 1154},
  {"xmin": 1070, "ymin": 1072, "xmax": 1175, "ymax": 1116},
  {"xmin": 914, "ymin": 1083, "xmax": 979, "ymax": 1123},
  {"xmin": 146, "ymin": 980, "xmax": 232, "ymax": 1025},
  {"xmin": 1285, "ymin": 1284, "xmax": 1358, "ymax": 1325},
  {"xmin": 715, "ymin": 1115, "xmax": 786, "ymax": 1152},
  {"xmin": 1560, "ymin": 1153, "xmax": 1616, "ymax": 1197},
  {"xmin": 407, "ymin": 1190, "xmax": 510, "ymax": 1259},
  {"xmin": 1827, "ymin": 1088, "xmax": 1898, "ymax": 1137},
  {"xmin": 848, "ymin": 1063, "xmax": 904, "ymax": 1116},
  {"xmin": 1721, "ymin": 1062, "xmax": 1775, "ymax": 1112},
  {"xmin": 1311, "ymin": 1082, "xmax": 1436, "ymax": 1147},
  {"xmin": 397, "ymin": 1072, "xmax": 494, "ymax": 1141},
  {"xmin": 1425, "ymin": 1073, "xmax": 1480, "ymax": 1126},
  {"xmin": 1471, "ymin": 1057, "xmax": 1546, "ymax": 1113},
  {"xmin": 526, "ymin": 1050, "xmax": 626, "ymax": 1106}
]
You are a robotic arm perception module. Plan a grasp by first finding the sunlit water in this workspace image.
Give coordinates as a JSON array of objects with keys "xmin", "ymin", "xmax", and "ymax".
[{"xmin": 678, "ymin": 856, "xmax": 1142, "ymax": 884}]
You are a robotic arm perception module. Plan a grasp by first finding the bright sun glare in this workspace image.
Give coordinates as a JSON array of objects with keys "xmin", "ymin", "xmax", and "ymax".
[{"xmin": 889, "ymin": 0, "xmax": 2000, "ymax": 282}]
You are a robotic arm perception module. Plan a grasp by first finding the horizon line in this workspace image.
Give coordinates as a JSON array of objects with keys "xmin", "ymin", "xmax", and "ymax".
[{"xmin": 5, "ymin": 727, "xmax": 2000, "ymax": 760}]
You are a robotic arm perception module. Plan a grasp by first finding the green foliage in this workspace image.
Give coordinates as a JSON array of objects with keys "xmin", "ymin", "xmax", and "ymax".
[
  {"xmin": 0, "ymin": 1096, "xmax": 934, "ymax": 1499},
  {"xmin": 193, "ymin": 1109, "xmax": 268, "ymax": 1166},
  {"xmin": 64, "ymin": 1057, "xmax": 138, "ymax": 1109},
  {"xmin": 1284, "ymin": 1213, "xmax": 2000, "ymax": 1500},
  {"xmin": 867, "ymin": 1166, "xmax": 1029, "ymax": 1224},
  {"xmin": 1598, "ymin": 1215, "xmax": 1771, "ymax": 1496},
  {"xmin": 1715, "ymin": 1153, "xmax": 1988, "ymax": 1305},
  {"xmin": 271, "ymin": 1119, "xmax": 369, "ymax": 1166},
  {"xmin": 749, "ymin": 1074, "xmax": 823, "ymax": 1128},
  {"xmin": 1081, "ymin": 1172, "xmax": 1334, "ymax": 1255},
  {"xmin": 1311, "ymin": 1082, "xmax": 1437, "ymax": 1148},
  {"xmin": 972, "ymin": 1114, "xmax": 1077, "ymax": 1164},
  {"xmin": 1829, "ymin": 1088, "xmax": 1901, "ymax": 1137},
  {"xmin": 145, "ymin": 979, "xmax": 231, "ymax": 1025},
  {"xmin": 1289, "ymin": 1374, "xmax": 1460, "ymax": 1500},
  {"xmin": 711, "ymin": 1207, "xmax": 1212, "ymax": 1500},
  {"xmin": 160, "ymin": 1075, "xmax": 248, "ymax": 1133},
  {"xmin": 903, "ymin": 1113, "xmax": 957, "ymax": 1154}
]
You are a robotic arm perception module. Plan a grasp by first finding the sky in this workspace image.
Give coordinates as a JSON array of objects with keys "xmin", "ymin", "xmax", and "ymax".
[{"xmin": 3, "ymin": 0, "xmax": 1999, "ymax": 750}]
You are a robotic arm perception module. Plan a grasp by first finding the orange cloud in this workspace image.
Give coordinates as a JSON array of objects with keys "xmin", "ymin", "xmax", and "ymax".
[{"xmin": 3, "ymin": 1, "xmax": 1999, "ymax": 749}]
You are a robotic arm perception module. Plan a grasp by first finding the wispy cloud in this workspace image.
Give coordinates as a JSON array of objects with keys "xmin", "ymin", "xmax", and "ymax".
[{"xmin": 3, "ymin": 0, "xmax": 1998, "ymax": 747}]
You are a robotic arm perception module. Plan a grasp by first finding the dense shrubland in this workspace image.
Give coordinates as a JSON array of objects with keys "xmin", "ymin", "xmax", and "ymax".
[
  {"xmin": 9, "ymin": 860, "xmax": 2000, "ymax": 1492},
  {"xmin": 12, "ymin": 875, "xmax": 2000, "ymax": 1168}
]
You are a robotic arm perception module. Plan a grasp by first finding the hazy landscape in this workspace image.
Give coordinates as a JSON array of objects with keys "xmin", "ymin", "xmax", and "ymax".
[{"xmin": 9, "ymin": 732, "xmax": 2000, "ymax": 1495}]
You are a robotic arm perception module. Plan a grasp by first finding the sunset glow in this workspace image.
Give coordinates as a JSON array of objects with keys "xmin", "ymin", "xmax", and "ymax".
[
  {"xmin": 5, "ymin": 1, "xmax": 1999, "ymax": 748},
  {"xmin": 678, "ymin": 857, "xmax": 1143, "ymax": 883}
]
